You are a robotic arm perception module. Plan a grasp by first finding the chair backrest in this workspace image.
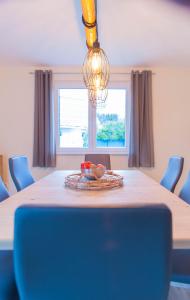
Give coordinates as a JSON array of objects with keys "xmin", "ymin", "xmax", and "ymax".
[
  {"xmin": 14, "ymin": 205, "xmax": 172, "ymax": 300},
  {"xmin": 160, "ymin": 156, "xmax": 184, "ymax": 192},
  {"xmin": 0, "ymin": 176, "xmax": 9, "ymax": 202},
  {"xmin": 85, "ymin": 154, "xmax": 111, "ymax": 169},
  {"xmin": 179, "ymin": 171, "xmax": 190, "ymax": 204},
  {"xmin": 9, "ymin": 156, "xmax": 35, "ymax": 192}
]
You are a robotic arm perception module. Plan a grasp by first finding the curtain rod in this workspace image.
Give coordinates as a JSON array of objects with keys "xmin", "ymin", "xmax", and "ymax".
[{"xmin": 29, "ymin": 71, "xmax": 155, "ymax": 75}]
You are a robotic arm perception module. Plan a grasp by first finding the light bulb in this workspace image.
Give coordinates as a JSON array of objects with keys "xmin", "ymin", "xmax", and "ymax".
[
  {"xmin": 91, "ymin": 52, "xmax": 101, "ymax": 73},
  {"xmin": 83, "ymin": 47, "xmax": 110, "ymax": 95},
  {"xmin": 94, "ymin": 75, "xmax": 101, "ymax": 88}
]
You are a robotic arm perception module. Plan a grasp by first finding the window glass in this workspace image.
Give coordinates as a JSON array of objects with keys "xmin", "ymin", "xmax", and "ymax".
[
  {"xmin": 59, "ymin": 89, "xmax": 88, "ymax": 148},
  {"xmin": 96, "ymin": 90, "xmax": 126, "ymax": 148}
]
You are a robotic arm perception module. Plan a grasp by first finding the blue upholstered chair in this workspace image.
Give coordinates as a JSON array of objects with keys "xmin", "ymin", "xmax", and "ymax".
[
  {"xmin": 85, "ymin": 154, "xmax": 111, "ymax": 169},
  {"xmin": 0, "ymin": 176, "xmax": 9, "ymax": 202},
  {"xmin": 0, "ymin": 178, "xmax": 19, "ymax": 300},
  {"xmin": 0, "ymin": 251, "xmax": 19, "ymax": 300},
  {"xmin": 14, "ymin": 205, "xmax": 172, "ymax": 300},
  {"xmin": 172, "ymin": 249, "xmax": 190, "ymax": 284},
  {"xmin": 9, "ymin": 156, "xmax": 35, "ymax": 191},
  {"xmin": 171, "ymin": 172, "xmax": 190, "ymax": 285},
  {"xmin": 179, "ymin": 171, "xmax": 190, "ymax": 204},
  {"xmin": 160, "ymin": 156, "xmax": 184, "ymax": 192}
]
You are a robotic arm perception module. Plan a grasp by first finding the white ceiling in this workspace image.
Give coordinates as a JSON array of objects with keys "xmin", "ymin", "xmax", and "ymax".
[{"xmin": 0, "ymin": 0, "xmax": 190, "ymax": 67}]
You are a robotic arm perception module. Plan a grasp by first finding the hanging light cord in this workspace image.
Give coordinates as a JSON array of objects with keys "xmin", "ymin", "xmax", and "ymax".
[
  {"xmin": 82, "ymin": 16, "xmax": 96, "ymax": 29},
  {"xmin": 95, "ymin": 0, "xmax": 98, "ymax": 40},
  {"xmin": 82, "ymin": 0, "xmax": 99, "ymax": 48},
  {"xmin": 81, "ymin": 0, "xmax": 97, "ymax": 30},
  {"xmin": 93, "ymin": 0, "xmax": 100, "ymax": 47}
]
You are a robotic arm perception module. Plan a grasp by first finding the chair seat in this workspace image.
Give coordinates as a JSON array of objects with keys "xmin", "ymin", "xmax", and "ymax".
[
  {"xmin": 9, "ymin": 156, "xmax": 35, "ymax": 192},
  {"xmin": 179, "ymin": 172, "xmax": 190, "ymax": 205},
  {"xmin": 0, "ymin": 251, "xmax": 19, "ymax": 300},
  {"xmin": 160, "ymin": 156, "xmax": 184, "ymax": 193},
  {"xmin": 14, "ymin": 205, "xmax": 172, "ymax": 300},
  {"xmin": 172, "ymin": 249, "xmax": 190, "ymax": 284},
  {"xmin": 0, "ymin": 177, "xmax": 10, "ymax": 202}
]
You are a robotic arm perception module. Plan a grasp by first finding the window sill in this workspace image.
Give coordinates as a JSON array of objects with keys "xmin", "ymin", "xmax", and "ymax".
[{"xmin": 57, "ymin": 148, "xmax": 128, "ymax": 156}]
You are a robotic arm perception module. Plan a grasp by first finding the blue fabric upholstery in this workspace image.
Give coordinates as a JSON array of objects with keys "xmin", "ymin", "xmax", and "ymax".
[
  {"xmin": 0, "ymin": 251, "xmax": 19, "ymax": 300},
  {"xmin": 0, "ymin": 177, "xmax": 9, "ymax": 202},
  {"xmin": 9, "ymin": 156, "xmax": 35, "ymax": 191},
  {"xmin": 14, "ymin": 205, "xmax": 172, "ymax": 300},
  {"xmin": 171, "ymin": 169, "xmax": 190, "ymax": 288},
  {"xmin": 172, "ymin": 249, "xmax": 190, "ymax": 284},
  {"xmin": 160, "ymin": 156, "xmax": 184, "ymax": 192},
  {"xmin": 179, "ymin": 171, "xmax": 190, "ymax": 204},
  {"xmin": 0, "ymin": 181, "xmax": 19, "ymax": 299}
]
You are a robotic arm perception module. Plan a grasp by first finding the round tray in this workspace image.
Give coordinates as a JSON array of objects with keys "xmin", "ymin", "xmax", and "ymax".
[{"xmin": 65, "ymin": 172, "xmax": 123, "ymax": 190}]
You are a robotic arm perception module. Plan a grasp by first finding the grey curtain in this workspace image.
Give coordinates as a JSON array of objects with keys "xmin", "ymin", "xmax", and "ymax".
[
  {"xmin": 128, "ymin": 70, "xmax": 154, "ymax": 167},
  {"xmin": 33, "ymin": 70, "xmax": 56, "ymax": 167}
]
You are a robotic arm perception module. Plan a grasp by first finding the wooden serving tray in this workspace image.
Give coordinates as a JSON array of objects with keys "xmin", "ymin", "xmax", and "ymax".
[{"xmin": 65, "ymin": 172, "xmax": 123, "ymax": 190}]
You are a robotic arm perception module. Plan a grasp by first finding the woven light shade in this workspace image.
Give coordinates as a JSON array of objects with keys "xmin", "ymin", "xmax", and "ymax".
[
  {"xmin": 88, "ymin": 87, "xmax": 108, "ymax": 106},
  {"xmin": 83, "ymin": 46, "xmax": 109, "ymax": 91},
  {"xmin": 81, "ymin": 0, "xmax": 110, "ymax": 106}
]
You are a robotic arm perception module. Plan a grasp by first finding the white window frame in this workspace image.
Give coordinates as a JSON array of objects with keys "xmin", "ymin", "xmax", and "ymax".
[{"xmin": 54, "ymin": 78, "xmax": 130, "ymax": 155}]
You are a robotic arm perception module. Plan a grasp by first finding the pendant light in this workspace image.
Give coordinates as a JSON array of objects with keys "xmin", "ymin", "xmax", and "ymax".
[
  {"xmin": 81, "ymin": 0, "xmax": 110, "ymax": 106},
  {"xmin": 88, "ymin": 86, "xmax": 108, "ymax": 106}
]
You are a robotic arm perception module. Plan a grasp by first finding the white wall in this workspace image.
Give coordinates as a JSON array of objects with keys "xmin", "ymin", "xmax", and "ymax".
[
  {"xmin": 0, "ymin": 66, "xmax": 190, "ymax": 194},
  {"xmin": 147, "ymin": 68, "xmax": 190, "ymax": 194}
]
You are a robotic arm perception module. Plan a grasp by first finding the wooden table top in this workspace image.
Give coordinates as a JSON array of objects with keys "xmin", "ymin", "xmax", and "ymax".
[{"xmin": 0, "ymin": 170, "xmax": 190, "ymax": 249}]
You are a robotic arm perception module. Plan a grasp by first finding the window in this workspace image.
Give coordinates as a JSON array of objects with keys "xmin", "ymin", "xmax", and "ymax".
[
  {"xmin": 59, "ymin": 89, "xmax": 88, "ymax": 148},
  {"xmin": 96, "ymin": 90, "xmax": 126, "ymax": 149},
  {"xmin": 55, "ymin": 87, "xmax": 128, "ymax": 154}
]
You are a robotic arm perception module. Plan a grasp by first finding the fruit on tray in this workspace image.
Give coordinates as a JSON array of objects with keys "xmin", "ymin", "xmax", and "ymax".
[
  {"xmin": 81, "ymin": 161, "xmax": 106, "ymax": 179},
  {"xmin": 95, "ymin": 165, "xmax": 105, "ymax": 178},
  {"xmin": 96, "ymin": 164, "xmax": 105, "ymax": 168}
]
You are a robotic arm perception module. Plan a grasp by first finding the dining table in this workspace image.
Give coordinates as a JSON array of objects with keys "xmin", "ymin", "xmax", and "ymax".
[{"xmin": 1, "ymin": 169, "xmax": 190, "ymax": 300}]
